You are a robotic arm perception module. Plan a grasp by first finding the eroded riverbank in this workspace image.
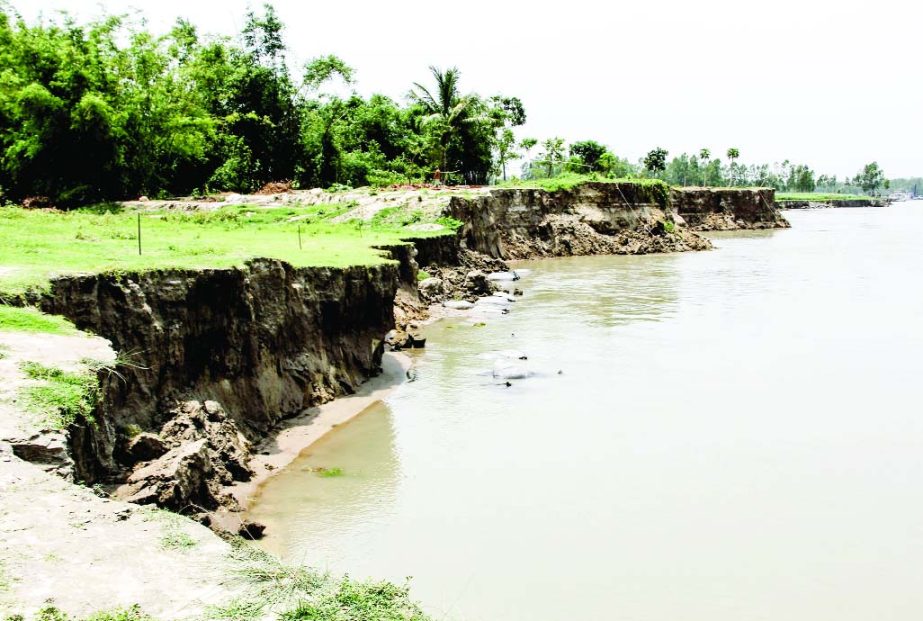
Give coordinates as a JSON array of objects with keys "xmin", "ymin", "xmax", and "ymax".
[{"xmin": 249, "ymin": 204, "xmax": 923, "ymax": 621}]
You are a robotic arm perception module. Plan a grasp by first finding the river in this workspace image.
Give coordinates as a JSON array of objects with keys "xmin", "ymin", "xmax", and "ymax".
[{"xmin": 248, "ymin": 203, "xmax": 923, "ymax": 621}]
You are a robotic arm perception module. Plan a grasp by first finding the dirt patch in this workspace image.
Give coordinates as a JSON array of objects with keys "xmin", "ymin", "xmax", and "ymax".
[
  {"xmin": 0, "ymin": 449, "xmax": 241, "ymax": 619},
  {"xmin": 0, "ymin": 331, "xmax": 114, "ymax": 442}
]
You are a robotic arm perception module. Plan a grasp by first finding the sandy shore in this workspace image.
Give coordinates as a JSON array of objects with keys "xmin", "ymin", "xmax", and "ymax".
[{"xmin": 213, "ymin": 351, "xmax": 412, "ymax": 531}]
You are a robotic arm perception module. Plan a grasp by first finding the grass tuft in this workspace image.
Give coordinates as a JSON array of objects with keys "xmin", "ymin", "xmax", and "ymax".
[
  {"xmin": 204, "ymin": 538, "xmax": 432, "ymax": 621},
  {"xmin": 19, "ymin": 361, "xmax": 98, "ymax": 428}
]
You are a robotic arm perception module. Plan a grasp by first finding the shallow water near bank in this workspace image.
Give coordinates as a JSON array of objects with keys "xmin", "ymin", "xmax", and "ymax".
[{"xmin": 249, "ymin": 203, "xmax": 923, "ymax": 621}]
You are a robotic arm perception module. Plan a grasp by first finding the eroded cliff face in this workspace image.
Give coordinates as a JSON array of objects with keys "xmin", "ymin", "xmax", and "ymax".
[
  {"xmin": 671, "ymin": 187, "xmax": 789, "ymax": 230},
  {"xmin": 40, "ymin": 259, "xmax": 399, "ymax": 498},
  {"xmin": 778, "ymin": 198, "xmax": 886, "ymax": 209},
  {"xmin": 443, "ymin": 183, "xmax": 789, "ymax": 260},
  {"xmin": 446, "ymin": 183, "xmax": 709, "ymax": 260}
]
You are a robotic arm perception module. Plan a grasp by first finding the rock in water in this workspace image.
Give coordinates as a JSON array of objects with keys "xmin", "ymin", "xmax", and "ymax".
[
  {"xmin": 464, "ymin": 270, "xmax": 494, "ymax": 296},
  {"xmin": 238, "ymin": 520, "xmax": 266, "ymax": 540}
]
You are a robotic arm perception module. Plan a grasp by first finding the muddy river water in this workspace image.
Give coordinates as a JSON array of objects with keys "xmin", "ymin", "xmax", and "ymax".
[{"xmin": 249, "ymin": 203, "xmax": 923, "ymax": 621}]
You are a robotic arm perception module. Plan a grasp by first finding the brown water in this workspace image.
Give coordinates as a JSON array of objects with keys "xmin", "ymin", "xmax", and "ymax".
[{"xmin": 249, "ymin": 204, "xmax": 923, "ymax": 621}]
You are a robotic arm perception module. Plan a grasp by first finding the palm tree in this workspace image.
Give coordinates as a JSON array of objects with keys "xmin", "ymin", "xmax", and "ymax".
[
  {"xmin": 409, "ymin": 66, "xmax": 475, "ymax": 173},
  {"xmin": 726, "ymin": 147, "xmax": 740, "ymax": 186},
  {"xmin": 698, "ymin": 148, "xmax": 711, "ymax": 186}
]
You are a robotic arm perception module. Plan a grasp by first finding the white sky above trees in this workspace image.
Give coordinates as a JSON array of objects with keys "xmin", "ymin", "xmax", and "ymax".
[{"xmin": 16, "ymin": 0, "xmax": 923, "ymax": 178}]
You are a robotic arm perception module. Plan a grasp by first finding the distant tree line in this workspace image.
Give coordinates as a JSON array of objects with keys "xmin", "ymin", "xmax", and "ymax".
[
  {"xmin": 521, "ymin": 140, "xmax": 890, "ymax": 195},
  {"xmin": 0, "ymin": 4, "xmax": 524, "ymax": 205}
]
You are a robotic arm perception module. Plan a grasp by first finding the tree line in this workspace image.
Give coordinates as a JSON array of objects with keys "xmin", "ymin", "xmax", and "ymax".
[
  {"xmin": 520, "ymin": 140, "xmax": 889, "ymax": 195},
  {"xmin": 0, "ymin": 3, "xmax": 895, "ymax": 206},
  {"xmin": 0, "ymin": 4, "xmax": 524, "ymax": 205}
]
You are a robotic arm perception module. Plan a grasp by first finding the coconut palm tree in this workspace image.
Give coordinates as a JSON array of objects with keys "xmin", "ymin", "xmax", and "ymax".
[
  {"xmin": 698, "ymin": 148, "xmax": 711, "ymax": 186},
  {"xmin": 726, "ymin": 147, "xmax": 740, "ymax": 186},
  {"xmin": 409, "ymin": 66, "xmax": 476, "ymax": 173}
]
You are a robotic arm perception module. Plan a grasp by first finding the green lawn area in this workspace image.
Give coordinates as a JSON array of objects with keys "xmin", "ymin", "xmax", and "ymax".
[
  {"xmin": 0, "ymin": 203, "xmax": 452, "ymax": 299},
  {"xmin": 776, "ymin": 192, "xmax": 868, "ymax": 202},
  {"xmin": 0, "ymin": 305, "xmax": 78, "ymax": 333}
]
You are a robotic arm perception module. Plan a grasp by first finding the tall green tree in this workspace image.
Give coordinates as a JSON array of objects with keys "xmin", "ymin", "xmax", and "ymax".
[
  {"xmin": 855, "ymin": 162, "xmax": 885, "ymax": 194},
  {"xmin": 726, "ymin": 147, "xmax": 740, "ymax": 186},
  {"xmin": 408, "ymin": 66, "xmax": 469, "ymax": 172},
  {"xmin": 698, "ymin": 148, "xmax": 711, "ymax": 186},
  {"xmin": 569, "ymin": 140, "xmax": 608, "ymax": 173},
  {"xmin": 644, "ymin": 148, "xmax": 668, "ymax": 176},
  {"xmin": 539, "ymin": 138, "xmax": 566, "ymax": 177}
]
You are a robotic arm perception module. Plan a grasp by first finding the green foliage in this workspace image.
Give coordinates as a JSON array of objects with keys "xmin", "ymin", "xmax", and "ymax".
[
  {"xmin": 280, "ymin": 579, "xmax": 428, "ymax": 621},
  {"xmin": 207, "ymin": 538, "xmax": 431, "ymax": 621},
  {"xmin": 569, "ymin": 140, "xmax": 608, "ymax": 173},
  {"xmin": 417, "ymin": 270, "xmax": 431, "ymax": 281},
  {"xmin": 30, "ymin": 606, "xmax": 152, "ymax": 621},
  {"xmin": 19, "ymin": 361, "xmax": 98, "ymax": 428},
  {"xmin": 643, "ymin": 148, "xmax": 668, "ymax": 174},
  {"xmin": 498, "ymin": 174, "xmax": 669, "ymax": 201},
  {"xmin": 0, "ymin": 6, "xmax": 523, "ymax": 202},
  {"xmin": 777, "ymin": 192, "xmax": 869, "ymax": 202},
  {"xmin": 434, "ymin": 216, "xmax": 463, "ymax": 230},
  {"xmin": 855, "ymin": 162, "xmax": 885, "ymax": 194},
  {"xmin": 0, "ymin": 305, "xmax": 77, "ymax": 334}
]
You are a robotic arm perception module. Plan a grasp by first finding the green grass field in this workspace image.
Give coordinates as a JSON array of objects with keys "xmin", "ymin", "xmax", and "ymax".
[
  {"xmin": 776, "ymin": 192, "xmax": 868, "ymax": 202},
  {"xmin": 0, "ymin": 305, "xmax": 78, "ymax": 333},
  {"xmin": 0, "ymin": 203, "xmax": 452, "ymax": 300},
  {"xmin": 495, "ymin": 173, "xmax": 671, "ymax": 193}
]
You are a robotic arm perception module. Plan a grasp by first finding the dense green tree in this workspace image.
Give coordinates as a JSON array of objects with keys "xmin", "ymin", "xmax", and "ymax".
[
  {"xmin": 569, "ymin": 140, "xmax": 607, "ymax": 173},
  {"xmin": 787, "ymin": 164, "xmax": 816, "ymax": 192},
  {"xmin": 643, "ymin": 148, "xmax": 668, "ymax": 175},
  {"xmin": 855, "ymin": 162, "xmax": 886, "ymax": 194}
]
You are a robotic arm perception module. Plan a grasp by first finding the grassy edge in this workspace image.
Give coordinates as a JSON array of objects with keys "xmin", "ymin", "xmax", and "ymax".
[{"xmin": 0, "ymin": 306, "xmax": 78, "ymax": 335}]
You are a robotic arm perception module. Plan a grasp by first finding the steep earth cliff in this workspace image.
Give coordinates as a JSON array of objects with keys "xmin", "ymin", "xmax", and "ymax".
[
  {"xmin": 38, "ymin": 259, "xmax": 399, "ymax": 511},
  {"xmin": 444, "ymin": 183, "xmax": 788, "ymax": 260},
  {"xmin": 671, "ymin": 187, "xmax": 788, "ymax": 230}
]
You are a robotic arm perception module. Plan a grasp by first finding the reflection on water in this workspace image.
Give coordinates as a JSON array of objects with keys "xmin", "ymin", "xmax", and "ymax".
[
  {"xmin": 250, "ymin": 204, "xmax": 923, "ymax": 621},
  {"xmin": 248, "ymin": 402, "xmax": 400, "ymax": 564}
]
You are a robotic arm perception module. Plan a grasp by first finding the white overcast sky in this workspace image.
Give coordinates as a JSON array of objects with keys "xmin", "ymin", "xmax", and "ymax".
[{"xmin": 14, "ymin": 0, "xmax": 923, "ymax": 178}]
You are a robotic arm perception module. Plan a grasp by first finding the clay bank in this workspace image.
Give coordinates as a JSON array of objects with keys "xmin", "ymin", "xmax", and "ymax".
[{"xmin": 0, "ymin": 181, "xmax": 788, "ymax": 619}]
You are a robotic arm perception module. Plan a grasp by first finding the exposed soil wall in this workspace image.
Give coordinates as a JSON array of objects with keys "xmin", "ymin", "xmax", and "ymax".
[
  {"xmin": 778, "ymin": 198, "xmax": 887, "ymax": 209},
  {"xmin": 444, "ymin": 183, "xmax": 789, "ymax": 260},
  {"xmin": 445, "ymin": 183, "xmax": 707, "ymax": 260},
  {"xmin": 401, "ymin": 234, "xmax": 461, "ymax": 268},
  {"xmin": 39, "ymin": 259, "xmax": 399, "ymax": 500},
  {"xmin": 671, "ymin": 187, "xmax": 788, "ymax": 230}
]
